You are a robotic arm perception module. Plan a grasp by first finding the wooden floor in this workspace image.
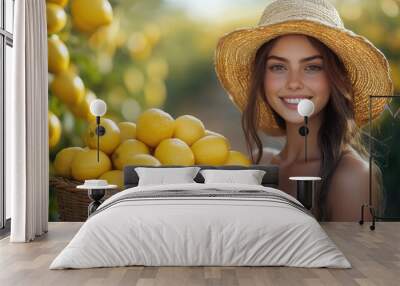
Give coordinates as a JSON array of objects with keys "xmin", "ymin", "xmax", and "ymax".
[{"xmin": 0, "ymin": 222, "xmax": 399, "ymax": 286}]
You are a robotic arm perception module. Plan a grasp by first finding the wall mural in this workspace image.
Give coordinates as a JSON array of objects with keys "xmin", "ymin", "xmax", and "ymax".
[{"xmin": 47, "ymin": 0, "xmax": 400, "ymax": 221}]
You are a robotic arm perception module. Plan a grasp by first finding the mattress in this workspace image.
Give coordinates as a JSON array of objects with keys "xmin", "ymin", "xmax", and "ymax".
[{"xmin": 49, "ymin": 183, "xmax": 351, "ymax": 269}]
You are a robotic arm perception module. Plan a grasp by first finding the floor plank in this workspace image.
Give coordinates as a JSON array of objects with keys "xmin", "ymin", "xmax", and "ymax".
[{"xmin": 0, "ymin": 222, "xmax": 399, "ymax": 286}]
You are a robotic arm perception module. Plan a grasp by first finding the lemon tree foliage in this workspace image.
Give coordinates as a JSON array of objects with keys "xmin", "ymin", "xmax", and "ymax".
[{"xmin": 48, "ymin": 0, "xmax": 230, "ymax": 158}]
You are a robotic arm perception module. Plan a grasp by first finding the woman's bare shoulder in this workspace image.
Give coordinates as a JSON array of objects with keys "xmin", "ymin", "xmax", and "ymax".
[
  {"xmin": 336, "ymin": 148, "xmax": 369, "ymax": 173},
  {"xmin": 330, "ymin": 148, "xmax": 369, "ymax": 191},
  {"xmin": 257, "ymin": 147, "xmax": 280, "ymax": 165}
]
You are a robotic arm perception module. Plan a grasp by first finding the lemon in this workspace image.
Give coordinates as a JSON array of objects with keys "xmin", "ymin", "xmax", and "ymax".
[
  {"xmin": 88, "ymin": 21, "xmax": 120, "ymax": 50},
  {"xmin": 203, "ymin": 131, "xmax": 231, "ymax": 149},
  {"xmin": 154, "ymin": 138, "xmax": 194, "ymax": 166},
  {"xmin": 46, "ymin": 3, "xmax": 67, "ymax": 34},
  {"xmin": 48, "ymin": 111, "xmax": 62, "ymax": 148},
  {"xmin": 144, "ymin": 80, "xmax": 167, "ymax": 108},
  {"xmin": 48, "ymin": 35, "xmax": 69, "ymax": 74},
  {"xmin": 50, "ymin": 70, "xmax": 85, "ymax": 106},
  {"xmin": 99, "ymin": 170, "xmax": 123, "ymax": 188},
  {"xmin": 87, "ymin": 118, "xmax": 121, "ymax": 155},
  {"xmin": 53, "ymin": 147, "xmax": 84, "ymax": 178},
  {"xmin": 111, "ymin": 139, "xmax": 150, "ymax": 170},
  {"xmin": 136, "ymin": 108, "xmax": 174, "ymax": 148},
  {"xmin": 123, "ymin": 67, "xmax": 145, "ymax": 93},
  {"xmin": 71, "ymin": 149, "xmax": 112, "ymax": 181},
  {"xmin": 173, "ymin": 115, "xmax": 205, "ymax": 146},
  {"xmin": 124, "ymin": 154, "xmax": 161, "ymax": 167},
  {"xmin": 118, "ymin": 122, "xmax": 136, "ymax": 142},
  {"xmin": 224, "ymin": 151, "xmax": 251, "ymax": 166},
  {"xmin": 72, "ymin": 14, "xmax": 92, "ymax": 33},
  {"xmin": 47, "ymin": 0, "xmax": 68, "ymax": 7},
  {"xmin": 191, "ymin": 135, "xmax": 230, "ymax": 166},
  {"xmin": 127, "ymin": 32, "xmax": 152, "ymax": 61},
  {"xmin": 143, "ymin": 24, "xmax": 161, "ymax": 46},
  {"xmin": 146, "ymin": 57, "xmax": 168, "ymax": 80},
  {"xmin": 71, "ymin": 89, "xmax": 96, "ymax": 120},
  {"xmin": 71, "ymin": 0, "xmax": 113, "ymax": 33}
]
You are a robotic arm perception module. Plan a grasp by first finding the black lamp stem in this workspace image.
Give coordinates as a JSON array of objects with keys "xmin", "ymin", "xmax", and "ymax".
[
  {"xmin": 96, "ymin": 116, "xmax": 100, "ymax": 162},
  {"xmin": 305, "ymin": 116, "xmax": 308, "ymax": 163}
]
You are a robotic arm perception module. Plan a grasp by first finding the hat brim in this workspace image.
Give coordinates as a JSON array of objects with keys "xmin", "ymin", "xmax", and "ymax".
[{"xmin": 214, "ymin": 20, "xmax": 394, "ymax": 135}]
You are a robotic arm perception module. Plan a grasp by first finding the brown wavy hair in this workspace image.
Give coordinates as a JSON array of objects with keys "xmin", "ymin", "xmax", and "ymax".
[{"xmin": 242, "ymin": 35, "xmax": 382, "ymax": 220}]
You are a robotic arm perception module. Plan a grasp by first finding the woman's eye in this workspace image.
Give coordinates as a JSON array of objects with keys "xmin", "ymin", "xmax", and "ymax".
[
  {"xmin": 268, "ymin": 64, "xmax": 286, "ymax": 72},
  {"xmin": 267, "ymin": 64, "xmax": 323, "ymax": 73},
  {"xmin": 305, "ymin": 65, "xmax": 323, "ymax": 72}
]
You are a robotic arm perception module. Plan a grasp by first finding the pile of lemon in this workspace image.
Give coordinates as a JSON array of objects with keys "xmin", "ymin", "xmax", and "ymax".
[
  {"xmin": 53, "ymin": 109, "xmax": 251, "ymax": 188},
  {"xmin": 47, "ymin": 0, "xmax": 113, "ymax": 148}
]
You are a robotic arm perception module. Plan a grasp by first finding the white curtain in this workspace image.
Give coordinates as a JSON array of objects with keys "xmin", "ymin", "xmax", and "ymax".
[{"xmin": 7, "ymin": 0, "xmax": 49, "ymax": 242}]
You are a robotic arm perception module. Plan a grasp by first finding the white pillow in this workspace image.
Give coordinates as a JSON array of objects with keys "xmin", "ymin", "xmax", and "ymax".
[
  {"xmin": 135, "ymin": 167, "xmax": 201, "ymax": 186},
  {"xmin": 200, "ymin": 169, "xmax": 266, "ymax": 185}
]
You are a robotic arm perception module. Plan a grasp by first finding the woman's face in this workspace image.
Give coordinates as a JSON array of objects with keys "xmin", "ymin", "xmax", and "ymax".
[{"xmin": 264, "ymin": 34, "xmax": 331, "ymax": 124}]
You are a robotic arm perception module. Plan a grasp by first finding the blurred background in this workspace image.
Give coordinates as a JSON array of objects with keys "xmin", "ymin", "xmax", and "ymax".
[{"xmin": 47, "ymin": 0, "xmax": 400, "ymax": 220}]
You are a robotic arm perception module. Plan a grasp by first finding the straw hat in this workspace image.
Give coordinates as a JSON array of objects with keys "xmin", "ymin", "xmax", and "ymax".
[{"xmin": 215, "ymin": 0, "xmax": 394, "ymax": 135}]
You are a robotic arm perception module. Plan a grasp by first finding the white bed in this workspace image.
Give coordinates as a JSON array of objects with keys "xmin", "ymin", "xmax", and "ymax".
[{"xmin": 49, "ymin": 182, "xmax": 351, "ymax": 269}]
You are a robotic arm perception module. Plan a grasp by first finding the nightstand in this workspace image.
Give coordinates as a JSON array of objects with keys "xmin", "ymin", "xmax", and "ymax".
[
  {"xmin": 77, "ymin": 183, "xmax": 118, "ymax": 216},
  {"xmin": 289, "ymin": 176, "xmax": 321, "ymax": 210}
]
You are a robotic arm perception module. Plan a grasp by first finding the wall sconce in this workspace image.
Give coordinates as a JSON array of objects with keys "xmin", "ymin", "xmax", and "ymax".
[
  {"xmin": 90, "ymin": 99, "xmax": 107, "ymax": 162},
  {"xmin": 297, "ymin": 99, "xmax": 314, "ymax": 163}
]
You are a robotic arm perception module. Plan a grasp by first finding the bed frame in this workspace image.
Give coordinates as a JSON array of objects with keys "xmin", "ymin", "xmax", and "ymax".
[
  {"xmin": 87, "ymin": 165, "xmax": 279, "ymax": 216},
  {"xmin": 123, "ymin": 165, "xmax": 279, "ymax": 189}
]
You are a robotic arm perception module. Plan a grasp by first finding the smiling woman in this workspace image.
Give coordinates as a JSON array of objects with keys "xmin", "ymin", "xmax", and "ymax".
[
  {"xmin": 246, "ymin": 34, "xmax": 366, "ymax": 221},
  {"xmin": 214, "ymin": 0, "xmax": 394, "ymax": 221}
]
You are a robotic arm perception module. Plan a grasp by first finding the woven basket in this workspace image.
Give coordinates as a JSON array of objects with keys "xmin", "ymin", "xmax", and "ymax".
[{"xmin": 49, "ymin": 176, "xmax": 120, "ymax": 222}]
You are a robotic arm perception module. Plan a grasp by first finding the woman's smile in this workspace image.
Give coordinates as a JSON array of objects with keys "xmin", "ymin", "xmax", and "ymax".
[{"xmin": 279, "ymin": 96, "xmax": 313, "ymax": 111}]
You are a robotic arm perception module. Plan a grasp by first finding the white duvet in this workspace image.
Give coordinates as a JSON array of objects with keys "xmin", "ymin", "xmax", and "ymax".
[{"xmin": 50, "ymin": 183, "xmax": 351, "ymax": 269}]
